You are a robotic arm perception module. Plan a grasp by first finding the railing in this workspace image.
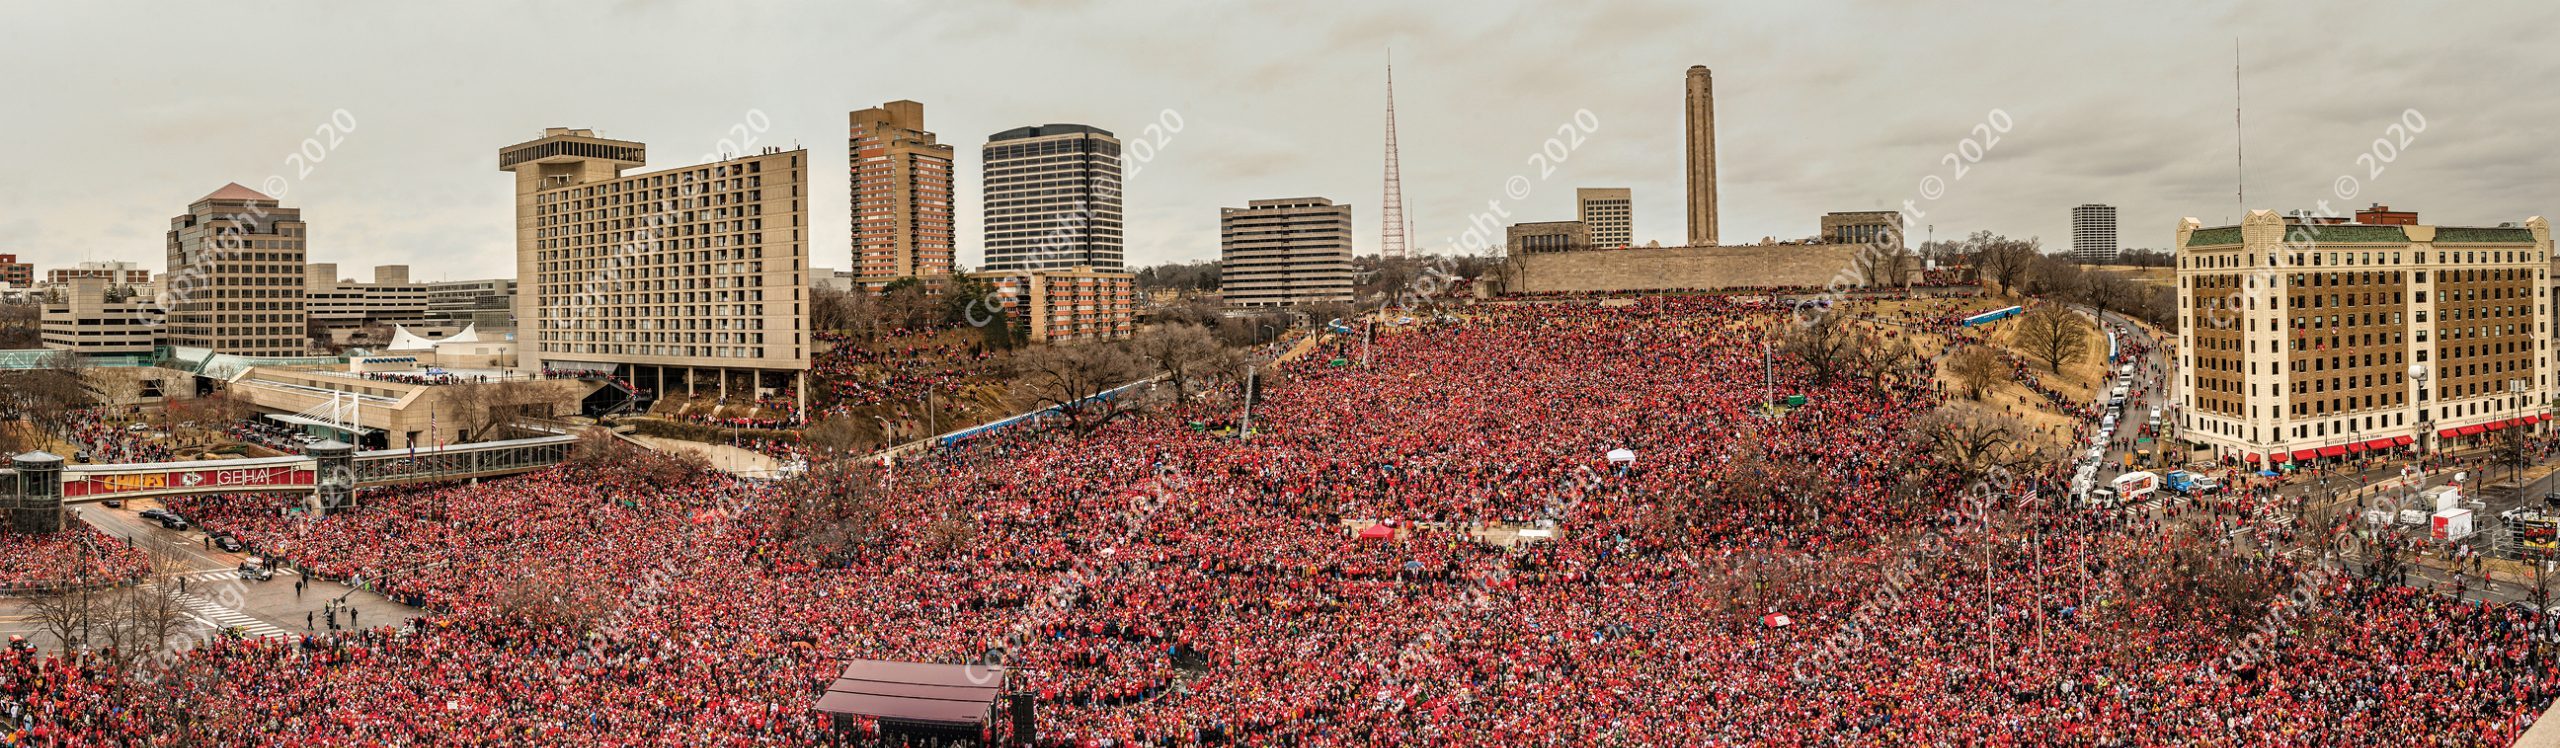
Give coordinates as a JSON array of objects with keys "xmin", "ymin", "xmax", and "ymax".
[{"xmin": 352, "ymin": 435, "xmax": 578, "ymax": 485}]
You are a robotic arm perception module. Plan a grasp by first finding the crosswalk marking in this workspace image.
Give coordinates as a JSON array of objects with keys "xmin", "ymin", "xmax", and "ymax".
[{"xmin": 150, "ymin": 583, "xmax": 292, "ymax": 640}]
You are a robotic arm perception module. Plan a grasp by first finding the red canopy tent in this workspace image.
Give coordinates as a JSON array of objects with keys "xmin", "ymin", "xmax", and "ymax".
[{"xmin": 1357, "ymin": 523, "xmax": 1396, "ymax": 541}]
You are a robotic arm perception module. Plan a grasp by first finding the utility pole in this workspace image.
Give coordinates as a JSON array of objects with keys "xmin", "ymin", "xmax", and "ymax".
[
  {"xmin": 1763, "ymin": 340, "xmax": 1775, "ymax": 417},
  {"xmin": 1362, "ymin": 320, "xmax": 1374, "ymax": 368},
  {"xmin": 1241, "ymin": 365, "xmax": 1257, "ymax": 441}
]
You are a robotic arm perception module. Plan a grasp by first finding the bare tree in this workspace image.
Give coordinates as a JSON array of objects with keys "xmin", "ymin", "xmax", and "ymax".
[
  {"xmin": 2079, "ymin": 270, "xmax": 2136, "ymax": 318},
  {"xmin": 1781, "ymin": 312, "xmax": 1860, "ymax": 383},
  {"xmin": 800, "ymin": 415, "xmax": 879, "ymax": 456},
  {"xmin": 101, "ymin": 550, "xmax": 192, "ymax": 670},
  {"xmin": 810, "ymin": 285, "xmax": 871, "ymax": 336},
  {"xmin": 772, "ymin": 459, "xmax": 892, "ymax": 563},
  {"xmin": 1132, "ymin": 323, "xmax": 1236, "ymax": 402},
  {"xmin": 442, "ymin": 381, "xmax": 554, "ymax": 442},
  {"xmin": 2013, "ymin": 305, "xmax": 2091, "ymax": 373},
  {"xmin": 1012, "ymin": 340, "xmax": 1149, "ymax": 436},
  {"xmin": 0, "ymin": 300, "xmax": 41, "ymax": 349},
  {"xmin": 1906, "ymin": 404, "xmax": 2056, "ymax": 480},
  {"xmin": 1859, "ymin": 246, "xmax": 1918, "ymax": 288},
  {"xmin": 1970, "ymin": 233, "xmax": 2044, "ymax": 295},
  {"xmin": 1947, "ymin": 346, "xmax": 2002, "ymax": 401}
]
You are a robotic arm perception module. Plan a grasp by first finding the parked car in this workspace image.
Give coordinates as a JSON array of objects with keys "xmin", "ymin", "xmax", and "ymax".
[
  {"xmin": 156, "ymin": 513, "xmax": 189, "ymax": 531},
  {"xmin": 138, "ymin": 508, "xmax": 169, "ymax": 522},
  {"xmin": 100, "ymin": 499, "xmax": 124, "ymax": 509},
  {"xmin": 211, "ymin": 533, "xmax": 245, "ymax": 553}
]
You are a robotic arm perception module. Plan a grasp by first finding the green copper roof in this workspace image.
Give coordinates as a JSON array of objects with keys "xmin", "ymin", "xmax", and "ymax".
[
  {"xmin": 2433, "ymin": 226, "xmax": 2534, "ymax": 244},
  {"xmin": 2185, "ymin": 227, "xmax": 2241, "ymax": 247},
  {"xmin": 2292, "ymin": 224, "xmax": 2407, "ymax": 243}
]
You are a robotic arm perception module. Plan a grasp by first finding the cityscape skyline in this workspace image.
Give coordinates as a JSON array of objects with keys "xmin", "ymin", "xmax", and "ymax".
[{"xmin": 5, "ymin": 1, "xmax": 2560, "ymax": 278}]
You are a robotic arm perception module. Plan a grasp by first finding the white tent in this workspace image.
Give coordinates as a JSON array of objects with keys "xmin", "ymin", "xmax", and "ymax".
[
  {"xmin": 1605, "ymin": 448, "xmax": 1636, "ymax": 464},
  {"xmin": 385, "ymin": 325, "xmax": 438, "ymax": 351}
]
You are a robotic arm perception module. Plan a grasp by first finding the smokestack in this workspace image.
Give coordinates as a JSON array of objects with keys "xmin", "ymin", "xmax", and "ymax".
[{"xmin": 1685, "ymin": 65, "xmax": 1718, "ymax": 247}]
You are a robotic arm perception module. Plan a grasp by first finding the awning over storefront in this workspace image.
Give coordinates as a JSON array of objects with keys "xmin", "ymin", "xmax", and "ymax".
[
  {"xmin": 2361, "ymin": 438, "xmax": 2397, "ymax": 451},
  {"xmin": 2458, "ymin": 424, "xmax": 2487, "ymax": 436},
  {"xmin": 2290, "ymin": 449, "xmax": 2320, "ymax": 461},
  {"xmin": 2439, "ymin": 428, "xmax": 2462, "ymax": 439},
  {"xmin": 2318, "ymin": 445, "xmax": 2348, "ymax": 458},
  {"xmin": 2395, "ymin": 435, "xmax": 2415, "ymax": 446},
  {"xmin": 2243, "ymin": 452, "xmax": 2264, "ymax": 463}
]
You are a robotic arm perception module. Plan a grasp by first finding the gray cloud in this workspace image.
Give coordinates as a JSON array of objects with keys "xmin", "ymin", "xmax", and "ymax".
[{"xmin": 1, "ymin": 0, "xmax": 2557, "ymax": 277}]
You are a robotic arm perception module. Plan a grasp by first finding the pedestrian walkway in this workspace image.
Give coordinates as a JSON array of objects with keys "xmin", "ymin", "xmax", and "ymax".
[{"xmin": 159, "ymin": 584, "xmax": 292, "ymax": 640}]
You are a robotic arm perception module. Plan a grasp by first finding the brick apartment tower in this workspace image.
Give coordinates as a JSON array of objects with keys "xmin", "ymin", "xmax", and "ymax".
[
  {"xmin": 1685, "ymin": 65, "xmax": 1719, "ymax": 247},
  {"xmin": 849, "ymin": 101, "xmax": 956, "ymax": 290}
]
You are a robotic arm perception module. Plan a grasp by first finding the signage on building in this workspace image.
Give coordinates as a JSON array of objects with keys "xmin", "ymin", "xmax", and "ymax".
[{"xmin": 62, "ymin": 464, "xmax": 317, "ymax": 498}]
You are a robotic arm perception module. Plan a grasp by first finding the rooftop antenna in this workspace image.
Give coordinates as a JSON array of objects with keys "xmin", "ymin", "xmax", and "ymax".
[{"xmin": 2234, "ymin": 38, "xmax": 2246, "ymax": 216}]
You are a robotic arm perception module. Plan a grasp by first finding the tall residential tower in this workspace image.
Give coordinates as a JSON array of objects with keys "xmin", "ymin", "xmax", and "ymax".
[
  {"xmin": 2072, "ymin": 204, "xmax": 2119, "ymax": 264},
  {"xmin": 849, "ymin": 101, "xmax": 956, "ymax": 289},
  {"xmin": 1220, "ymin": 197, "xmax": 1355, "ymax": 307}
]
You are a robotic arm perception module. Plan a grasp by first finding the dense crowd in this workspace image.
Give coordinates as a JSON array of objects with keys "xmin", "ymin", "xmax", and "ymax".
[
  {"xmin": 1, "ymin": 297, "xmax": 2554, "ymax": 746},
  {"xmin": 0, "ymin": 526, "xmax": 151, "ymax": 593}
]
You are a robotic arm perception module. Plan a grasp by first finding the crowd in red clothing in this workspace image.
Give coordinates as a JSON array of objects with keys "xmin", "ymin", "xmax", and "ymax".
[
  {"xmin": 0, "ymin": 296, "xmax": 2554, "ymax": 746},
  {"xmin": 0, "ymin": 525, "xmax": 150, "ymax": 593}
]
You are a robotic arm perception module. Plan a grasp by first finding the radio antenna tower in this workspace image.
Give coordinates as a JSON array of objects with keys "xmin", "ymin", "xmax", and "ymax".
[
  {"xmin": 2234, "ymin": 38, "xmax": 2246, "ymax": 216},
  {"xmin": 1381, "ymin": 49, "xmax": 1411, "ymax": 259}
]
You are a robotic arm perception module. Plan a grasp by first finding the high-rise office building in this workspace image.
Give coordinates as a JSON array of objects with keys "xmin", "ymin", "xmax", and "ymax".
[
  {"xmin": 2175, "ymin": 210, "xmax": 2552, "ymax": 464},
  {"xmin": 1577, "ymin": 188, "xmax": 1633, "ymax": 250},
  {"xmin": 982, "ymin": 124, "xmax": 1123, "ymax": 272},
  {"xmin": 165, "ymin": 183, "xmax": 307, "ymax": 356},
  {"xmin": 1685, "ymin": 66, "xmax": 1719, "ymax": 247},
  {"xmin": 849, "ymin": 101, "xmax": 955, "ymax": 289},
  {"xmin": 305, "ymin": 264, "xmax": 428, "ymax": 343},
  {"xmin": 1220, "ymin": 197, "xmax": 1354, "ymax": 307},
  {"xmin": 499, "ymin": 128, "xmax": 810, "ymax": 408},
  {"xmin": 2072, "ymin": 204, "xmax": 2119, "ymax": 264},
  {"xmin": 42, "ymin": 276, "xmax": 162, "ymax": 357}
]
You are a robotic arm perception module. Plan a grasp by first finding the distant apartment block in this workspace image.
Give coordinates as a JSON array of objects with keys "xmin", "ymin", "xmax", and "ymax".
[
  {"xmin": 47, "ymin": 260, "xmax": 152, "ymax": 287},
  {"xmin": 0, "ymin": 255, "xmax": 30, "ymax": 288},
  {"xmin": 1219, "ymin": 197, "xmax": 1354, "ymax": 307},
  {"xmin": 42, "ymin": 276, "xmax": 162, "ymax": 357},
  {"xmin": 2072, "ymin": 203, "xmax": 2119, "ymax": 264},
  {"xmin": 850, "ymin": 101, "xmax": 957, "ymax": 289},
  {"xmin": 983, "ymin": 124, "xmax": 1123, "ymax": 272},
  {"xmin": 1577, "ymin": 188, "xmax": 1633, "ymax": 249},
  {"xmin": 499, "ymin": 128, "xmax": 811, "ymax": 407},
  {"xmin": 972, "ymin": 266, "xmax": 1136, "ymax": 343},
  {"xmin": 165, "ymin": 183, "xmax": 307, "ymax": 356},
  {"xmin": 424, "ymin": 278, "xmax": 516, "ymax": 331},
  {"xmin": 306, "ymin": 263, "xmax": 429, "ymax": 345}
]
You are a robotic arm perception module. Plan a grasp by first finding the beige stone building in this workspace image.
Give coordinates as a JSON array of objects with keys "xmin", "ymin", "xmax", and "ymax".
[
  {"xmin": 306, "ymin": 263, "xmax": 428, "ymax": 347},
  {"xmin": 165, "ymin": 183, "xmax": 307, "ymax": 356},
  {"xmin": 1577, "ymin": 188, "xmax": 1633, "ymax": 250},
  {"xmin": 42, "ymin": 277, "xmax": 162, "ymax": 358},
  {"xmin": 229, "ymin": 365, "xmax": 593, "ymax": 449},
  {"xmin": 1505, "ymin": 243, "xmax": 1888, "ymax": 294},
  {"xmin": 2176, "ymin": 210, "xmax": 2553, "ymax": 465},
  {"xmin": 1820, "ymin": 211, "xmax": 1903, "ymax": 248},
  {"xmin": 1219, "ymin": 197, "xmax": 1354, "ymax": 307},
  {"xmin": 46, "ymin": 261, "xmax": 151, "ymax": 287},
  {"xmin": 499, "ymin": 128, "xmax": 811, "ymax": 408},
  {"xmin": 1506, "ymin": 221, "xmax": 1592, "ymax": 255},
  {"xmin": 972, "ymin": 266, "xmax": 1136, "ymax": 343},
  {"xmin": 850, "ymin": 101, "xmax": 957, "ymax": 289}
]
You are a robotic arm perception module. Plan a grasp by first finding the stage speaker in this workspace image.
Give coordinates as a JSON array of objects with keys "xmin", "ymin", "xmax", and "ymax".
[{"xmin": 1010, "ymin": 694, "xmax": 1036, "ymax": 743}]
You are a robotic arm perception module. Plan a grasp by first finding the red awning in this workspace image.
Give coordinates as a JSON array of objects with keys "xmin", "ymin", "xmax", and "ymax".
[
  {"xmin": 2318, "ymin": 445, "xmax": 2348, "ymax": 458},
  {"xmin": 2395, "ymin": 435, "xmax": 2415, "ymax": 446},
  {"xmin": 2243, "ymin": 452, "xmax": 2264, "ymax": 463},
  {"xmin": 2439, "ymin": 428, "xmax": 2462, "ymax": 439},
  {"xmin": 2361, "ymin": 438, "xmax": 2396, "ymax": 451},
  {"xmin": 1358, "ymin": 524, "xmax": 1396, "ymax": 540},
  {"xmin": 2459, "ymin": 424, "xmax": 2487, "ymax": 436},
  {"xmin": 2290, "ymin": 449, "xmax": 2320, "ymax": 461}
]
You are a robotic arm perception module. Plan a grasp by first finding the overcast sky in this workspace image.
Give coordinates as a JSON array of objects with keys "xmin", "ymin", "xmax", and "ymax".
[{"xmin": 4, "ymin": 0, "xmax": 2556, "ymax": 280}]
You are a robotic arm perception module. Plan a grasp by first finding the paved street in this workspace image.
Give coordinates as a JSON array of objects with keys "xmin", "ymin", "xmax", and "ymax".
[{"xmin": 0, "ymin": 498, "xmax": 426, "ymax": 655}]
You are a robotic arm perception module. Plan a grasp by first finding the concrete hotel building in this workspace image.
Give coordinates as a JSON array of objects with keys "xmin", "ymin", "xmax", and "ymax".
[
  {"xmin": 499, "ymin": 128, "xmax": 811, "ymax": 408},
  {"xmin": 306, "ymin": 264, "xmax": 429, "ymax": 345},
  {"xmin": 1577, "ymin": 188, "xmax": 1633, "ymax": 250},
  {"xmin": 165, "ymin": 183, "xmax": 307, "ymax": 357},
  {"xmin": 983, "ymin": 124, "xmax": 1123, "ymax": 272},
  {"xmin": 849, "ymin": 101, "xmax": 956, "ymax": 289},
  {"xmin": 2175, "ymin": 209, "xmax": 2552, "ymax": 465},
  {"xmin": 424, "ymin": 278, "xmax": 516, "ymax": 331},
  {"xmin": 1219, "ymin": 197, "xmax": 1354, "ymax": 307},
  {"xmin": 2073, "ymin": 204, "xmax": 2119, "ymax": 264}
]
